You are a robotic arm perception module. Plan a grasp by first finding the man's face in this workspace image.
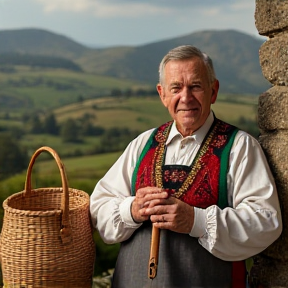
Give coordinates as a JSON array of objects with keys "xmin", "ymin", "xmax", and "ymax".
[{"xmin": 157, "ymin": 58, "xmax": 219, "ymax": 137}]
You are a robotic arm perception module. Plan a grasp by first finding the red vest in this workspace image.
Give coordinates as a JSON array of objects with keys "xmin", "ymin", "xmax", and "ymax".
[{"xmin": 132, "ymin": 118, "xmax": 238, "ymax": 210}]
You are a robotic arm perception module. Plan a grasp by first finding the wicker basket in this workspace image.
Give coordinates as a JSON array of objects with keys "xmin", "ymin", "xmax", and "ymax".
[{"xmin": 0, "ymin": 146, "xmax": 96, "ymax": 288}]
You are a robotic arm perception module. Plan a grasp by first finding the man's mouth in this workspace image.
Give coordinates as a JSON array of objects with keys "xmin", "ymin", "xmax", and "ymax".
[{"xmin": 177, "ymin": 108, "xmax": 198, "ymax": 113}]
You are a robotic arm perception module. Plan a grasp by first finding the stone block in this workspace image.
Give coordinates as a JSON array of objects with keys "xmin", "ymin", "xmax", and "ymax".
[
  {"xmin": 255, "ymin": 0, "xmax": 288, "ymax": 36},
  {"xmin": 250, "ymin": 255, "xmax": 288, "ymax": 287},
  {"xmin": 259, "ymin": 131, "xmax": 288, "ymax": 261},
  {"xmin": 258, "ymin": 86, "xmax": 288, "ymax": 131},
  {"xmin": 259, "ymin": 34, "xmax": 288, "ymax": 85}
]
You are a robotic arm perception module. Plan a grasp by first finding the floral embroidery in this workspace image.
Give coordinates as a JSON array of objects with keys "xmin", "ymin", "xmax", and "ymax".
[
  {"xmin": 163, "ymin": 169, "xmax": 188, "ymax": 183},
  {"xmin": 212, "ymin": 135, "xmax": 227, "ymax": 148},
  {"xmin": 134, "ymin": 119, "xmax": 237, "ymax": 208}
]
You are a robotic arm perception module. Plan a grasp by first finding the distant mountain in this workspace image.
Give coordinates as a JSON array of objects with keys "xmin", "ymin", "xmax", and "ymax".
[
  {"xmin": 0, "ymin": 28, "xmax": 269, "ymax": 94},
  {"xmin": 0, "ymin": 28, "xmax": 89, "ymax": 58}
]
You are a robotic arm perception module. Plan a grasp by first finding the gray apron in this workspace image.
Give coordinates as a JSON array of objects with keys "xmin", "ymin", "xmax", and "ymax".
[{"xmin": 111, "ymin": 221, "xmax": 232, "ymax": 288}]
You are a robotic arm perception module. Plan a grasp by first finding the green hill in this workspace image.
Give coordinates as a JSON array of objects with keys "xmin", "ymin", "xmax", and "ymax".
[
  {"xmin": 0, "ymin": 28, "xmax": 89, "ymax": 58},
  {"xmin": 0, "ymin": 28, "xmax": 269, "ymax": 94},
  {"xmin": 0, "ymin": 67, "xmax": 152, "ymax": 112}
]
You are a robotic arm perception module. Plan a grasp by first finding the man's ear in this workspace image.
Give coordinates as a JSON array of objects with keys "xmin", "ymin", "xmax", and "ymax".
[
  {"xmin": 157, "ymin": 83, "xmax": 166, "ymax": 106},
  {"xmin": 211, "ymin": 80, "xmax": 219, "ymax": 104}
]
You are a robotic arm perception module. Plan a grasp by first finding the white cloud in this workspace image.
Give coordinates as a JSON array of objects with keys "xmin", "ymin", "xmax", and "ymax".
[
  {"xmin": 33, "ymin": 0, "xmax": 255, "ymax": 20},
  {"xmin": 201, "ymin": 7, "xmax": 222, "ymax": 16},
  {"xmin": 231, "ymin": 1, "xmax": 255, "ymax": 11},
  {"xmin": 34, "ymin": 0, "xmax": 170, "ymax": 17},
  {"xmin": 35, "ymin": 0, "xmax": 94, "ymax": 13}
]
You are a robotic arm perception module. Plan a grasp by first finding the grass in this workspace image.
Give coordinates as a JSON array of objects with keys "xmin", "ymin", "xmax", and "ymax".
[
  {"xmin": 0, "ymin": 67, "xmax": 153, "ymax": 112},
  {"xmin": 35, "ymin": 151, "xmax": 122, "ymax": 179},
  {"xmin": 213, "ymin": 101, "xmax": 257, "ymax": 124},
  {"xmin": 20, "ymin": 134, "xmax": 102, "ymax": 156}
]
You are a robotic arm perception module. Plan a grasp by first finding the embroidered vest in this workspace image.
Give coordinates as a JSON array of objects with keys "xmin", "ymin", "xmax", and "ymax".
[{"xmin": 132, "ymin": 118, "xmax": 238, "ymax": 210}]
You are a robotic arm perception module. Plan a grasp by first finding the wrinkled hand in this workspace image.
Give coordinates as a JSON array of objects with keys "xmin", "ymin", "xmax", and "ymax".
[
  {"xmin": 146, "ymin": 196, "xmax": 195, "ymax": 234},
  {"xmin": 131, "ymin": 186, "xmax": 168, "ymax": 223},
  {"xmin": 131, "ymin": 187, "xmax": 195, "ymax": 234}
]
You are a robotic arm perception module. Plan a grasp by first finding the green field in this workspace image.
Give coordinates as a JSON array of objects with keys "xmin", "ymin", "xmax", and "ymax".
[{"xmin": 0, "ymin": 66, "xmax": 153, "ymax": 113}]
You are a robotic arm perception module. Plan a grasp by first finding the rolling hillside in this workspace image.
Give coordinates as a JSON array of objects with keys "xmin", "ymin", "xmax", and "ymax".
[
  {"xmin": 0, "ymin": 28, "xmax": 269, "ymax": 94},
  {"xmin": 0, "ymin": 28, "xmax": 89, "ymax": 58}
]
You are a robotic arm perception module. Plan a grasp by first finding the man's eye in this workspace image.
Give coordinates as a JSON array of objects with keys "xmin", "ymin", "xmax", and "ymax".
[
  {"xmin": 191, "ymin": 85, "xmax": 202, "ymax": 92},
  {"xmin": 171, "ymin": 87, "xmax": 180, "ymax": 93}
]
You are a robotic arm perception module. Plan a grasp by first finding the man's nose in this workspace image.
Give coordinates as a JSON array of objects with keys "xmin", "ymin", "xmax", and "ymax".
[{"xmin": 179, "ymin": 87, "xmax": 193, "ymax": 102}]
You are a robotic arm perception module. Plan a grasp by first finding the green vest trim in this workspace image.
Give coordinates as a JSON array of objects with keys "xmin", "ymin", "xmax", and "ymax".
[{"xmin": 218, "ymin": 128, "xmax": 239, "ymax": 209}]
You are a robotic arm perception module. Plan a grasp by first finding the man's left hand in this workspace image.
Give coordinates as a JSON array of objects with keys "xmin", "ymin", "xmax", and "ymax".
[{"xmin": 143, "ymin": 196, "xmax": 194, "ymax": 234}]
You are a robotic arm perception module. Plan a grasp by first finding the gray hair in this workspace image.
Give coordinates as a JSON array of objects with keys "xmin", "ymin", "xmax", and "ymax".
[{"xmin": 158, "ymin": 45, "xmax": 216, "ymax": 86}]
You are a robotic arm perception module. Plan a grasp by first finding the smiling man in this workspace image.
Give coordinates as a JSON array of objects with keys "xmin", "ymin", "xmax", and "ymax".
[
  {"xmin": 156, "ymin": 55, "xmax": 219, "ymax": 137},
  {"xmin": 90, "ymin": 45, "xmax": 282, "ymax": 288}
]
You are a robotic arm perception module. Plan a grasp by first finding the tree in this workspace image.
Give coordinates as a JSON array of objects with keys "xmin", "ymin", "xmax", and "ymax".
[
  {"xmin": 60, "ymin": 118, "xmax": 81, "ymax": 143},
  {"xmin": 29, "ymin": 114, "xmax": 43, "ymax": 134},
  {"xmin": 43, "ymin": 113, "xmax": 59, "ymax": 135},
  {"xmin": 0, "ymin": 134, "xmax": 28, "ymax": 180}
]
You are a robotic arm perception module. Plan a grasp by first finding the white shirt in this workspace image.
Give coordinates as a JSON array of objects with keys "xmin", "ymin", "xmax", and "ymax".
[{"xmin": 90, "ymin": 112, "xmax": 282, "ymax": 261}]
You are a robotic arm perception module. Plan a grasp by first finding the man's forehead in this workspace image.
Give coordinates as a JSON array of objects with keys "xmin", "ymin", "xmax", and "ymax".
[
  {"xmin": 165, "ymin": 60, "xmax": 203, "ymax": 79},
  {"xmin": 165, "ymin": 58, "xmax": 204, "ymax": 72}
]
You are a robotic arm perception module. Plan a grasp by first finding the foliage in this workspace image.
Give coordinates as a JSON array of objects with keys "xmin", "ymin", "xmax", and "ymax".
[
  {"xmin": 0, "ymin": 53, "xmax": 82, "ymax": 71},
  {"xmin": 94, "ymin": 127, "xmax": 141, "ymax": 154},
  {"xmin": 0, "ymin": 134, "xmax": 28, "ymax": 181},
  {"xmin": 93, "ymin": 232, "xmax": 120, "ymax": 277},
  {"xmin": 60, "ymin": 118, "xmax": 82, "ymax": 143},
  {"xmin": 237, "ymin": 116, "xmax": 259, "ymax": 138},
  {"xmin": 29, "ymin": 114, "xmax": 43, "ymax": 134},
  {"xmin": 43, "ymin": 113, "xmax": 59, "ymax": 135}
]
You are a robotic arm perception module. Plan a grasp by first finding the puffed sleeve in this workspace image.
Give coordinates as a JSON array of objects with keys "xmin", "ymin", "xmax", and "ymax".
[
  {"xmin": 90, "ymin": 129, "xmax": 154, "ymax": 244},
  {"xmin": 190, "ymin": 131, "xmax": 282, "ymax": 261}
]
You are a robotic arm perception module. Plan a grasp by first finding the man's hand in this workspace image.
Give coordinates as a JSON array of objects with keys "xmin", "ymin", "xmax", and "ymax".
[
  {"xmin": 144, "ymin": 195, "xmax": 194, "ymax": 234},
  {"xmin": 131, "ymin": 187, "xmax": 195, "ymax": 234},
  {"xmin": 131, "ymin": 187, "xmax": 169, "ymax": 223}
]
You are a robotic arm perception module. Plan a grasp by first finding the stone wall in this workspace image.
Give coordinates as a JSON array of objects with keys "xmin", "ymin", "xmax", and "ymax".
[{"xmin": 250, "ymin": 1, "xmax": 288, "ymax": 287}]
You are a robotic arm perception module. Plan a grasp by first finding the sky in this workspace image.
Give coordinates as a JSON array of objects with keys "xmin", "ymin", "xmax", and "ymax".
[{"xmin": 0, "ymin": 0, "xmax": 261, "ymax": 47}]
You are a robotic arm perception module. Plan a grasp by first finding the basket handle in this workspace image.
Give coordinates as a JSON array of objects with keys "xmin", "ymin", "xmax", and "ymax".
[{"xmin": 24, "ymin": 146, "xmax": 72, "ymax": 244}]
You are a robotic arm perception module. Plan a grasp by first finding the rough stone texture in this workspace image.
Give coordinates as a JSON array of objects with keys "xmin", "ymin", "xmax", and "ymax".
[
  {"xmin": 249, "ymin": 255, "xmax": 288, "ymax": 288},
  {"xmin": 253, "ymin": 1, "xmax": 288, "ymax": 287},
  {"xmin": 258, "ymin": 86, "xmax": 288, "ymax": 131},
  {"xmin": 258, "ymin": 132, "xmax": 288, "ymax": 257},
  {"xmin": 259, "ymin": 35, "xmax": 288, "ymax": 85},
  {"xmin": 255, "ymin": 0, "xmax": 288, "ymax": 36},
  {"xmin": 252, "ymin": 135, "xmax": 288, "ymax": 286}
]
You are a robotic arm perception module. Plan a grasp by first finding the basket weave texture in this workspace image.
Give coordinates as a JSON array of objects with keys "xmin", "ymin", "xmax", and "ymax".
[{"xmin": 0, "ymin": 146, "xmax": 96, "ymax": 288}]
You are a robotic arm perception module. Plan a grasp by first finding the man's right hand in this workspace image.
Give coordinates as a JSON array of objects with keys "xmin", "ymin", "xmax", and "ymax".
[{"xmin": 131, "ymin": 187, "xmax": 168, "ymax": 223}]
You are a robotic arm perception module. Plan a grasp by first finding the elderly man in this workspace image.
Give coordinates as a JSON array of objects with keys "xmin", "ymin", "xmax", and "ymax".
[{"xmin": 90, "ymin": 45, "xmax": 282, "ymax": 288}]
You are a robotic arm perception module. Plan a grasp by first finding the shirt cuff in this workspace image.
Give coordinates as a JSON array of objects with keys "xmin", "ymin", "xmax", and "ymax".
[
  {"xmin": 189, "ymin": 207, "xmax": 206, "ymax": 237},
  {"xmin": 119, "ymin": 196, "xmax": 142, "ymax": 228}
]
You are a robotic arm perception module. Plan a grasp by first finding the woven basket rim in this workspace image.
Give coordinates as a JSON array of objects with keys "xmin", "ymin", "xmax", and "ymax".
[{"xmin": 2, "ymin": 187, "xmax": 89, "ymax": 216}]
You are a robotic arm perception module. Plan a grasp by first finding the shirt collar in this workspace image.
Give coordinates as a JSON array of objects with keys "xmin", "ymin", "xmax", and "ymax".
[{"xmin": 166, "ymin": 111, "xmax": 214, "ymax": 145}]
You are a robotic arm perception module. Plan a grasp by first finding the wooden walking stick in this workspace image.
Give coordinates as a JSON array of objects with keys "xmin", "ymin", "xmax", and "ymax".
[{"xmin": 148, "ymin": 224, "xmax": 160, "ymax": 279}]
